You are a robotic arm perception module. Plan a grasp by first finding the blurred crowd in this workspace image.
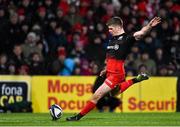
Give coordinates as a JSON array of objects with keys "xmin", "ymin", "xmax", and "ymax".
[{"xmin": 0, "ymin": 0, "xmax": 179, "ymax": 76}]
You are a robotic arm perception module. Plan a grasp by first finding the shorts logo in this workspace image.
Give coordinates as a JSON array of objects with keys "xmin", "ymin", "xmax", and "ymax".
[{"xmin": 105, "ymin": 79, "xmax": 113, "ymax": 86}]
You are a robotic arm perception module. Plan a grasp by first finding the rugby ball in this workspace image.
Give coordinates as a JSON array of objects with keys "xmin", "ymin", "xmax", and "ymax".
[{"xmin": 49, "ymin": 104, "xmax": 63, "ymax": 120}]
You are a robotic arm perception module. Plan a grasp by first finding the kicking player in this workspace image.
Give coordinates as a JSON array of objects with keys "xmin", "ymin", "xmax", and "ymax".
[{"xmin": 66, "ymin": 16, "xmax": 161, "ymax": 121}]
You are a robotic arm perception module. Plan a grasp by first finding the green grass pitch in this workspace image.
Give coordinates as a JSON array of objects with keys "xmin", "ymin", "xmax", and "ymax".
[{"xmin": 0, "ymin": 112, "xmax": 180, "ymax": 126}]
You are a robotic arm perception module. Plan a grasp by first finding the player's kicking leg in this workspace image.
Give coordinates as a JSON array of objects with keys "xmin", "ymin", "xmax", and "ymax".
[
  {"xmin": 135, "ymin": 73, "xmax": 149, "ymax": 82},
  {"xmin": 66, "ymin": 82, "xmax": 112, "ymax": 121},
  {"xmin": 110, "ymin": 73, "xmax": 149, "ymax": 96}
]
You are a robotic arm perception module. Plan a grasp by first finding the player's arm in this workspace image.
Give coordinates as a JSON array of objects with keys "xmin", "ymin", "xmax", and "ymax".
[
  {"xmin": 100, "ymin": 67, "xmax": 106, "ymax": 77},
  {"xmin": 100, "ymin": 60, "xmax": 107, "ymax": 77},
  {"xmin": 133, "ymin": 17, "xmax": 161, "ymax": 40}
]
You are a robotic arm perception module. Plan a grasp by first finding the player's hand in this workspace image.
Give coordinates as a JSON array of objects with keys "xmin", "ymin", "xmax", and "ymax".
[
  {"xmin": 100, "ymin": 69, "xmax": 106, "ymax": 77},
  {"xmin": 149, "ymin": 17, "xmax": 161, "ymax": 27}
]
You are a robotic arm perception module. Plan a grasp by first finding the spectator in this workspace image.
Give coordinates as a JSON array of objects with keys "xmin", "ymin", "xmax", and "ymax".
[
  {"xmin": 68, "ymin": 32, "xmax": 86, "ymax": 58},
  {"xmin": 44, "ymin": 0, "xmax": 56, "ymax": 15},
  {"xmin": 73, "ymin": 66, "xmax": 81, "ymax": 75},
  {"xmin": 157, "ymin": 65, "xmax": 168, "ymax": 76},
  {"xmin": 138, "ymin": 64, "xmax": 148, "ymax": 74},
  {"xmin": 167, "ymin": 63, "xmax": 176, "ymax": 76},
  {"xmin": 70, "ymin": 39, "xmax": 86, "ymax": 59},
  {"xmin": 134, "ymin": 52, "xmax": 156, "ymax": 75},
  {"xmin": 154, "ymin": 48, "xmax": 166, "ymax": 68},
  {"xmin": 58, "ymin": 0, "xmax": 70, "ymax": 15},
  {"xmin": 72, "ymin": 57, "xmax": 81, "ymax": 75},
  {"xmin": 7, "ymin": 12, "xmax": 21, "ymax": 53},
  {"xmin": 150, "ymin": 30, "xmax": 162, "ymax": 49},
  {"xmin": 64, "ymin": 4, "xmax": 83, "ymax": 26},
  {"xmin": 46, "ymin": 24, "xmax": 67, "ymax": 56},
  {"xmin": 18, "ymin": 64, "xmax": 29, "ymax": 75},
  {"xmin": 8, "ymin": 62, "xmax": 16, "ymax": 75},
  {"xmin": 126, "ymin": 70, "xmax": 135, "ymax": 76},
  {"xmin": 80, "ymin": 59, "xmax": 91, "ymax": 75},
  {"xmin": 29, "ymin": 52, "xmax": 45, "ymax": 75},
  {"xmin": 131, "ymin": 45, "xmax": 141, "ymax": 60},
  {"xmin": 57, "ymin": 47, "xmax": 75, "ymax": 76},
  {"xmin": 85, "ymin": 35, "xmax": 105, "ymax": 62},
  {"xmin": 10, "ymin": 44, "xmax": 26, "ymax": 68},
  {"xmin": 125, "ymin": 55, "xmax": 136, "ymax": 75},
  {"xmin": 90, "ymin": 61, "xmax": 100, "ymax": 75},
  {"xmin": 21, "ymin": 32, "xmax": 42, "ymax": 61},
  {"xmin": 139, "ymin": 36, "xmax": 156, "ymax": 57},
  {"xmin": 56, "ymin": 8, "xmax": 71, "ymax": 33},
  {"xmin": 0, "ymin": 6, "xmax": 8, "ymax": 53},
  {"xmin": 0, "ymin": 53, "xmax": 8, "ymax": 74},
  {"xmin": 19, "ymin": 22, "xmax": 30, "ymax": 44}
]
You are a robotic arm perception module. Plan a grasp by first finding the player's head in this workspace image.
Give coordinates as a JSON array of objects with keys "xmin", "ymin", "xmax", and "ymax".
[{"xmin": 106, "ymin": 17, "xmax": 124, "ymax": 35}]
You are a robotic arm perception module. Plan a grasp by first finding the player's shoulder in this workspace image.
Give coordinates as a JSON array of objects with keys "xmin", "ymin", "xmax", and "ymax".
[
  {"xmin": 113, "ymin": 33, "xmax": 135, "ymax": 42},
  {"xmin": 124, "ymin": 32, "xmax": 134, "ymax": 38},
  {"xmin": 120, "ymin": 33, "xmax": 133, "ymax": 39},
  {"xmin": 125, "ymin": 33, "xmax": 136, "ymax": 41}
]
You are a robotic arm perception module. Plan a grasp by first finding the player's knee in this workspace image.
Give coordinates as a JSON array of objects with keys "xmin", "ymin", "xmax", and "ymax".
[{"xmin": 91, "ymin": 93, "xmax": 102, "ymax": 103}]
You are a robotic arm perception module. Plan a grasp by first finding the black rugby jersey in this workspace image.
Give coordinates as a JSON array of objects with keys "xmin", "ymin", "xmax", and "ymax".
[{"xmin": 106, "ymin": 33, "xmax": 136, "ymax": 60}]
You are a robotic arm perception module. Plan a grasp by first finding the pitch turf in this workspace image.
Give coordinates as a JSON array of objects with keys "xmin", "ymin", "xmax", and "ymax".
[{"xmin": 0, "ymin": 112, "xmax": 180, "ymax": 126}]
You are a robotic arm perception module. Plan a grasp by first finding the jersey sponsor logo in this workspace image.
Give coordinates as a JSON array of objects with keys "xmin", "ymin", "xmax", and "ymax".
[{"xmin": 107, "ymin": 44, "xmax": 119, "ymax": 50}]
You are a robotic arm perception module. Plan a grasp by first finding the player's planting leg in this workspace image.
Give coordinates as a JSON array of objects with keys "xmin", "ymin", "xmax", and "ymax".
[
  {"xmin": 66, "ymin": 101, "xmax": 95, "ymax": 121},
  {"xmin": 66, "ymin": 83, "xmax": 112, "ymax": 121}
]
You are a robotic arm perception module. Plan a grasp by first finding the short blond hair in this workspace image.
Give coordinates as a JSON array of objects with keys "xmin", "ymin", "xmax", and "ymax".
[{"xmin": 106, "ymin": 16, "xmax": 123, "ymax": 27}]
